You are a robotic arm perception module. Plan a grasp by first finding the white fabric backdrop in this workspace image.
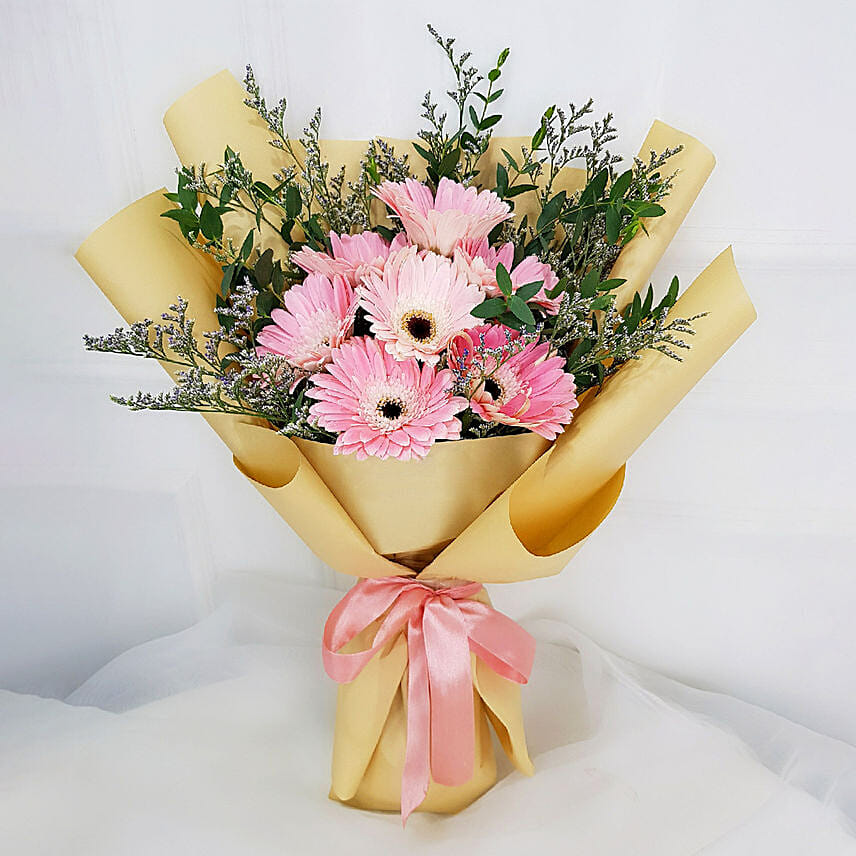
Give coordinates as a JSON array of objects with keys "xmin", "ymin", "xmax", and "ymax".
[
  {"xmin": 1, "ymin": 1, "xmax": 855, "ymax": 849},
  {"xmin": 2, "ymin": 574, "xmax": 856, "ymax": 854}
]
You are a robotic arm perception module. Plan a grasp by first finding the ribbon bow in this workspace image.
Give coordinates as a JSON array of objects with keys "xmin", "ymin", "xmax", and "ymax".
[{"xmin": 323, "ymin": 576, "xmax": 535, "ymax": 823}]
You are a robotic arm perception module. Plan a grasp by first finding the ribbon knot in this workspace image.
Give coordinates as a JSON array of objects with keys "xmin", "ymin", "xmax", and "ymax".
[{"xmin": 323, "ymin": 576, "xmax": 535, "ymax": 823}]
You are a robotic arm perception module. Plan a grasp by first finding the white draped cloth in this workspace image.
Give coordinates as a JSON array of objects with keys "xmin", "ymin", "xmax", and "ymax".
[{"xmin": 2, "ymin": 574, "xmax": 854, "ymax": 855}]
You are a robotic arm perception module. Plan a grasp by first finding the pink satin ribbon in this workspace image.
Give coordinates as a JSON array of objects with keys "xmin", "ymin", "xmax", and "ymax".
[{"xmin": 322, "ymin": 576, "xmax": 535, "ymax": 824}]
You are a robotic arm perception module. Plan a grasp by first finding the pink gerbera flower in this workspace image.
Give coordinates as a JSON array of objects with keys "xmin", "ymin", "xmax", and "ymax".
[
  {"xmin": 256, "ymin": 273, "xmax": 356, "ymax": 371},
  {"xmin": 291, "ymin": 231, "xmax": 409, "ymax": 286},
  {"xmin": 454, "ymin": 238, "xmax": 561, "ymax": 314},
  {"xmin": 358, "ymin": 246, "xmax": 482, "ymax": 365},
  {"xmin": 307, "ymin": 337, "xmax": 467, "ymax": 460},
  {"xmin": 449, "ymin": 325, "xmax": 578, "ymax": 440},
  {"xmin": 373, "ymin": 177, "xmax": 512, "ymax": 256}
]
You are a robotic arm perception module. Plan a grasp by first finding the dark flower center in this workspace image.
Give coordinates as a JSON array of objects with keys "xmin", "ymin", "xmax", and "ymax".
[
  {"xmin": 378, "ymin": 398, "xmax": 404, "ymax": 420},
  {"xmin": 403, "ymin": 312, "xmax": 435, "ymax": 342},
  {"xmin": 483, "ymin": 377, "xmax": 502, "ymax": 400}
]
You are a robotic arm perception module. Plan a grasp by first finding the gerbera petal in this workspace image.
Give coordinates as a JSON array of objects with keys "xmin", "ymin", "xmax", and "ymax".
[
  {"xmin": 307, "ymin": 336, "xmax": 465, "ymax": 460},
  {"xmin": 372, "ymin": 178, "xmax": 511, "ymax": 256},
  {"xmin": 254, "ymin": 273, "xmax": 356, "ymax": 371}
]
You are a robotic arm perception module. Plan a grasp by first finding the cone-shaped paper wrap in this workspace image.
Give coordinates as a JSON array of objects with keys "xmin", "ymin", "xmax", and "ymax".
[{"xmin": 77, "ymin": 70, "xmax": 755, "ymax": 817}]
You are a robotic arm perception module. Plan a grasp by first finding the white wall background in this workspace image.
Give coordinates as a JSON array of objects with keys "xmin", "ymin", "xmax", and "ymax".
[{"xmin": 1, "ymin": 0, "xmax": 854, "ymax": 746}]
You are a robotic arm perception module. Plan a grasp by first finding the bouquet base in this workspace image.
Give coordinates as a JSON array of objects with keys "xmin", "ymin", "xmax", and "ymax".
[
  {"xmin": 327, "ymin": 587, "xmax": 534, "ymax": 816},
  {"xmin": 330, "ymin": 684, "xmax": 498, "ymax": 814}
]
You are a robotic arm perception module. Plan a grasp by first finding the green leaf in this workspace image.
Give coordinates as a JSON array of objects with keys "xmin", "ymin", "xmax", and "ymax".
[
  {"xmin": 590, "ymin": 294, "xmax": 614, "ymax": 311},
  {"xmin": 487, "ymin": 88, "xmax": 504, "ymax": 103},
  {"xmin": 304, "ymin": 215, "xmax": 327, "ymax": 249},
  {"xmin": 626, "ymin": 200, "xmax": 666, "ymax": 218},
  {"xmin": 480, "ymin": 114, "xmax": 501, "ymax": 130},
  {"xmin": 240, "ymin": 231, "xmax": 254, "ymax": 262},
  {"xmin": 252, "ymin": 181, "xmax": 274, "ymax": 199},
  {"xmin": 508, "ymin": 295, "xmax": 536, "ymax": 326},
  {"xmin": 609, "ymin": 169, "xmax": 633, "ymax": 201},
  {"xmin": 495, "ymin": 263, "xmax": 513, "ymax": 296},
  {"xmin": 220, "ymin": 262, "xmax": 236, "ymax": 298},
  {"xmin": 665, "ymin": 276, "xmax": 679, "ymax": 307},
  {"xmin": 590, "ymin": 168, "xmax": 609, "ymax": 199},
  {"xmin": 639, "ymin": 202, "xmax": 666, "ymax": 218},
  {"xmin": 621, "ymin": 221, "xmax": 641, "ymax": 244},
  {"xmin": 598, "ymin": 277, "xmax": 626, "ymax": 291},
  {"xmin": 499, "ymin": 312, "xmax": 522, "ymax": 330},
  {"xmin": 497, "ymin": 47, "xmax": 510, "ymax": 67},
  {"xmin": 254, "ymin": 248, "xmax": 274, "ymax": 286},
  {"xmin": 163, "ymin": 192, "xmax": 180, "ymax": 203},
  {"xmin": 605, "ymin": 205, "xmax": 621, "ymax": 245},
  {"xmin": 627, "ymin": 292, "xmax": 642, "ymax": 333},
  {"xmin": 219, "ymin": 184, "xmax": 233, "ymax": 206},
  {"xmin": 579, "ymin": 268, "xmax": 600, "ymax": 298},
  {"xmin": 501, "ymin": 148, "xmax": 519, "ymax": 171},
  {"xmin": 271, "ymin": 262, "xmax": 285, "ymax": 295},
  {"xmin": 470, "ymin": 298, "xmax": 506, "ymax": 319},
  {"xmin": 568, "ymin": 336, "xmax": 593, "ymax": 362},
  {"xmin": 199, "ymin": 201, "xmax": 223, "ymax": 241},
  {"xmin": 285, "ymin": 185, "xmax": 302, "ymax": 219},
  {"xmin": 160, "ymin": 208, "xmax": 198, "ymax": 230},
  {"xmin": 546, "ymin": 277, "xmax": 568, "ymax": 300},
  {"xmin": 642, "ymin": 284, "xmax": 654, "ymax": 316},
  {"xmin": 177, "ymin": 174, "xmax": 197, "ymax": 210},
  {"xmin": 438, "ymin": 146, "xmax": 460, "ymax": 178},
  {"xmin": 469, "ymin": 105, "xmax": 480, "ymax": 128},
  {"xmin": 531, "ymin": 124, "xmax": 547, "ymax": 150},
  {"xmin": 252, "ymin": 316, "xmax": 271, "ymax": 335},
  {"xmin": 495, "ymin": 163, "xmax": 509, "ymax": 196},
  {"xmin": 412, "ymin": 142, "xmax": 434, "ymax": 163},
  {"xmin": 505, "ymin": 183, "xmax": 537, "ymax": 197},
  {"xmin": 514, "ymin": 280, "xmax": 543, "ymax": 302},
  {"xmin": 488, "ymin": 68, "xmax": 501, "ymax": 82},
  {"xmin": 256, "ymin": 289, "xmax": 279, "ymax": 317},
  {"xmin": 536, "ymin": 191, "xmax": 565, "ymax": 234},
  {"xmin": 366, "ymin": 155, "xmax": 380, "ymax": 184}
]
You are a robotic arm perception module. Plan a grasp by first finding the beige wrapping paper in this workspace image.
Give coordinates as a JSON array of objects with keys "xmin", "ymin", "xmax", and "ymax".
[{"xmin": 77, "ymin": 70, "xmax": 755, "ymax": 816}]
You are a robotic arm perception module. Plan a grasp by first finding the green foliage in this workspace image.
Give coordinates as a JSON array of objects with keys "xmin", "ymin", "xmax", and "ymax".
[
  {"xmin": 415, "ymin": 25, "xmax": 510, "ymax": 186},
  {"xmin": 154, "ymin": 32, "xmax": 696, "ymax": 419},
  {"xmin": 470, "ymin": 263, "xmax": 543, "ymax": 330},
  {"xmin": 164, "ymin": 70, "xmax": 413, "ymax": 308},
  {"xmin": 547, "ymin": 271, "xmax": 703, "ymax": 391}
]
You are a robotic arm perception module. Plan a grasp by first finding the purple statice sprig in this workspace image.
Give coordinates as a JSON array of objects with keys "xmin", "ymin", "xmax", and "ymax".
[
  {"xmin": 83, "ymin": 280, "xmax": 326, "ymax": 436},
  {"xmin": 449, "ymin": 324, "xmax": 542, "ymax": 439},
  {"xmin": 449, "ymin": 324, "xmax": 540, "ymax": 398}
]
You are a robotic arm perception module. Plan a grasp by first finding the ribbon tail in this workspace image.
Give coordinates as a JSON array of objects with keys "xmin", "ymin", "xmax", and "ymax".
[
  {"xmin": 423, "ymin": 597, "xmax": 475, "ymax": 786},
  {"xmin": 401, "ymin": 611, "xmax": 430, "ymax": 825}
]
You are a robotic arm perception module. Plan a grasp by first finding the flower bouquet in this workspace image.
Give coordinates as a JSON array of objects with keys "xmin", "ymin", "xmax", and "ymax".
[{"xmin": 78, "ymin": 27, "xmax": 755, "ymax": 823}]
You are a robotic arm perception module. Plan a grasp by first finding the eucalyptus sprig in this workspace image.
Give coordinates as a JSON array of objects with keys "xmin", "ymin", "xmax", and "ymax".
[
  {"xmin": 415, "ymin": 25, "xmax": 510, "ymax": 186},
  {"xmin": 557, "ymin": 276, "xmax": 705, "ymax": 390}
]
